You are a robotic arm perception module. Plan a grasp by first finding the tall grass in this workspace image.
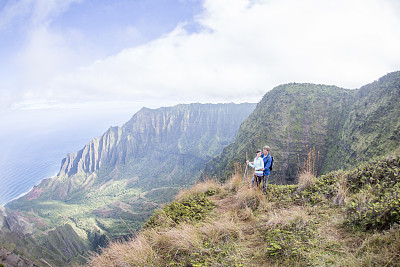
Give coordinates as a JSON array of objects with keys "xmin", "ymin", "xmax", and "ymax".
[
  {"xmin": 175, "ymin": 177, "xmax": 222, "ymax": 201},
  {"xmin": 297, "ymin": 146, "xmax": 319, "ymax": 189},
  {"xmin": 333, "ymin": 172, "xmax": 349, "ymax": 205}
]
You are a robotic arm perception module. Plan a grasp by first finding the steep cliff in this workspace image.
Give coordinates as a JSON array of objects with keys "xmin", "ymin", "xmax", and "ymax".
[
  {"xmin": 5, "ymin": 103, "xmax": 255, "ymax": 265},
  {"xmin": 204, "ymin": 83, "xmax": 352, "ymax": 183},
  {"xmin": 18, "ymin": 103, "xmax": 255, "ymax": 202},
  {"xmin": 204, "ymin": 72, "xmax": 400, "ymax": 183},
  {"xmin": 323, "ymin": 72, "xmax": 400, "ymax": 172}
]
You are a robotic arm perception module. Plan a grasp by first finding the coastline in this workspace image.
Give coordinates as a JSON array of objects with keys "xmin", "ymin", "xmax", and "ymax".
[{"xmin": 3, "ymin": 173, "xmax": 58, "ymax": 207}]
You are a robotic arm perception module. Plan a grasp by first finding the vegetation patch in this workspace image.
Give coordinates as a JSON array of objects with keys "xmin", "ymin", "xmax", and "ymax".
[
  {"xmin": 261, "ymin": 216, "xmax": 317, "ymax": 265},
  {"xmin": 144, "ymin": 192, "xmax": 215, "ymax": 229},
  {"xmin": 344, "ymin": 156, "xmax": 400, "ymax": 231}
]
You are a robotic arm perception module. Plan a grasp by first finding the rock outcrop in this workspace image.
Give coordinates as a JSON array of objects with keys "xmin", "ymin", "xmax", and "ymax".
[{"xmin": 0, "ymin": 246, "xmax": 38, "ymax": 267}]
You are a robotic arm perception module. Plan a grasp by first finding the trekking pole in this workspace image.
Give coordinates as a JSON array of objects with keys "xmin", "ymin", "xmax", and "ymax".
[
  {"xmin": 242, "ymin": 155, "xmax": 247, "ymax": 182},
  {"xmin": 246, "ymin": 151, "xmax": 249, "ymax": 186}
]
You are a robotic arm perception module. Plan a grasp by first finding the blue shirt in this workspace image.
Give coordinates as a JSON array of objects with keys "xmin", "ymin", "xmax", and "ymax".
[{"xmin": 262, "ymin": 153, "xmax": 272, "ymax": 176}]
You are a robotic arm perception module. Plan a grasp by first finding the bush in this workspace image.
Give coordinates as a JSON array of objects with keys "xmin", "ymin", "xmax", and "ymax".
[
  {"xmin": 344, "ymin": 156, "xmax": 400, "ymax": 231},
  {"xmin": 345, "ymin": 187, "xmax": 400, "ymax": 230},
  {"xmin": 144, "ymin": 193, "xmax": 215, "ymax": 229},
  {"xmin": 261, "ymin": 215, "xmax": 317, "ymax": 265}
]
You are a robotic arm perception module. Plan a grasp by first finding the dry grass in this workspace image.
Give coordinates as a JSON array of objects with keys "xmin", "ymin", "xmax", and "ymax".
[
  {"xmin": 175, "ymin": 178, "xmax": 222, "ymax": 201},
  {"xmin": 86, "ymin": 170, "xmax": 400, "ymax": 267},
  {"xmin": 199, "ymin": 213, "xmax": 243, "ymax": 245},
  {"xmin": 334, "ymin": 172, "xmax": 349, "ymax": 205},
  {"xmin": 222, "ymin": 172, "xmax": 244, "ymax": 193},
  {"xmin": 297, "ymin": 145, "xmax": 318, "ymax": 189},
  {"xmin": 86, "ymin": 173, "xmax": 256, "ymax": 266},
  {"xmin": 88, "ymin": 233, "xmax": 156, "ymax": 267},
  {"xmin": 150, "ymin": 223, "xmax": 202, "ymax": 254},
  {"xmin": 329, "ymin": 224, "xmax": 400, "ymax": 267},
  {"xmin": 297, "ymin": 171, "xmax": 317, "ymax": 189},
  {"xmin": 264, "ymin": 206, "xmax": 309, "ymax": 229}
]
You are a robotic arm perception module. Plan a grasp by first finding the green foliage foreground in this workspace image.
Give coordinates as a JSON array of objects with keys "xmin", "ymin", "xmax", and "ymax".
[
  {"xmin": 267, "ymin": 155, "xmax": 400, "ymax": 231},
  {"xmin": 88, "ymin": 155, "xmax": 400, "ymax": 266},
  {"xmin": 144, "ymin": 192, "xmax": 216, "ymax": 229}
]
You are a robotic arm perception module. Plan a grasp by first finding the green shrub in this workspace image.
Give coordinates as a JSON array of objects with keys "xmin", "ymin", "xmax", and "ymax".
[
  {"xmin": 261, "ymin": 216, "xmax": 317, "ymax": 265},
  {"xmin": 144, "ymin": 193, "xmax": 215, "ymax": 229},
  {"xmin": 344, "ymin": 156, "xmax": 400, "ymax": 231},
  {"xmin": 345, "ymin": 187, "xmax": 400, "ymax": 230}
]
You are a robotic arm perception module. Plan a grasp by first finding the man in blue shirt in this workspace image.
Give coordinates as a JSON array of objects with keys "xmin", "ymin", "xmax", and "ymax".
[{"xmin": 261, "ymin": 145, "xmax": 272, "ymax": 193}]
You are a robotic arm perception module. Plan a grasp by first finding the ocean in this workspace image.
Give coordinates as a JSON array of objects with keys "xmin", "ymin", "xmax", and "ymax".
[{"xmin": 0, "ymin": 107, "xmax": 139, "ymax": 206}]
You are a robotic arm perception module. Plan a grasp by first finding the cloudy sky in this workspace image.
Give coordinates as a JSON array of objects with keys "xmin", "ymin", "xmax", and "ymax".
[{"xmin": 1, "ymin": 0, "xmax": 400, "ymax": 110}]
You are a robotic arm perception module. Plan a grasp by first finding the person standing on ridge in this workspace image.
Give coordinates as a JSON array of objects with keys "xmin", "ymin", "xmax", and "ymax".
[
  {"xmin": 261, "ymin": 145, "xmax": 273, "ymax": 193},
  {"xmin": 247, "ymin": 149, "xmax": 264, "ymax": 188}
]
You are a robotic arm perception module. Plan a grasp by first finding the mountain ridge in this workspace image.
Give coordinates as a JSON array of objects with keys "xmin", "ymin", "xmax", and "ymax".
[
  {"xmin": 203, "ymin": 71, "xmax": 400, "ymax": 184},
  {"xmin": 21, "ymin": 102, "xmax": 256, "ymax": 202}
]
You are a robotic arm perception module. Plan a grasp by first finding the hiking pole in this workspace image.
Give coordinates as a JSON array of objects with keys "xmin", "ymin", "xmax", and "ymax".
[
  {"xmin": 242, "ymin": 156, "xmax": 247, "ymax": 182},
  {"xmin": 246, "ymin": 151, "xmax": 249, "ymax": 186}
]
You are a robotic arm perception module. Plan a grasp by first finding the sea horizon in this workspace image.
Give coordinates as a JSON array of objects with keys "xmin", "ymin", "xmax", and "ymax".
[{"xmin": 0, "ymin": 106, "xmax": 140, "ymax": 206}]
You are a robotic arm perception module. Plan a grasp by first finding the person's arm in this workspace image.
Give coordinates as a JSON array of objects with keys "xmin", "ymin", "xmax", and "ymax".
[{"xmin": 247, "ymin": 157, "xmax": 256, "ymax": 168}]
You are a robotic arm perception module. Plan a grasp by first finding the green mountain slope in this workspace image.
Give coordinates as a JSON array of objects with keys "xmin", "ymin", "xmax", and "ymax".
[
  {"xmin": 324, "ymin": 72, "xmax": 400, "ymax": 172},
  {"xmin": 204, "ymin": 72, "xmax": 400, "ymax": 184}
]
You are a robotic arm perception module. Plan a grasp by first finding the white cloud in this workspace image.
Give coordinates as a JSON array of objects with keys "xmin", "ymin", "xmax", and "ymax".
[{"xmin": 6, "ymin": 0, "xmax": 400, "ymax": 109}]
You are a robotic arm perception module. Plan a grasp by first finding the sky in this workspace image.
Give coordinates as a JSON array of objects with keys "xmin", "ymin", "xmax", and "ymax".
[
  {"xmin": 0, "ymin": 0, "xmax": 400, "ymax": 205},
  {"xmin": 1, "ymin": 0, "xmax": 400, "ymax": 111}
]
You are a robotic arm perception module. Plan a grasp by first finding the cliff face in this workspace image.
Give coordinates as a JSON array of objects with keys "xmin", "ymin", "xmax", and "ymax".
[
  {"xmin": 204, "ymin": 83, "xmax": 352, "ymax": 183},
  {"xmin": 22, "ymin": 103, "xmax": 255, "ymax": 201},
  {"xmin": 204, "ymin": 72, "xmax": 400, "ymax": 184},
  {"xmin": 323, "ymin": 72, "xmax": 400, "ymax": 172}
]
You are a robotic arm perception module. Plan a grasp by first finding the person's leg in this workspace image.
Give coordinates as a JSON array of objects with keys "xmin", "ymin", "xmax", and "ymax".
[
  {"xmin": 263, "ymin": 175, "xmax": 270, "ymax": 193},
  {"xmin": 251, "ymin": 175, "xmax": 255, "ymax": 187},
  {"xmin": 255, "ymin": 174, "xmax": 260, "ymax": 187},
  {"xmin": 259, "ymin": 175, "xmax": 264, "ymax": 191}
]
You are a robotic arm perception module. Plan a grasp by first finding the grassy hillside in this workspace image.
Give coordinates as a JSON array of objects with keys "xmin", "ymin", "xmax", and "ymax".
[{"xmin": 87, "ymin": 155, "xmax": 400, "ymax": 266}]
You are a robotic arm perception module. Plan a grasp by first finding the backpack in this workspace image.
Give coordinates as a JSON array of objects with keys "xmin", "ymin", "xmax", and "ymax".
[{"xmin": 267, "ymin": 155, "xmax": 274, "ymax": 171}]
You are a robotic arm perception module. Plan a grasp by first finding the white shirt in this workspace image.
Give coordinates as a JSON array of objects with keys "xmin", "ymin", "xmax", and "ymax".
[{"xmin": 249, "ymin": 156, "xmax": 264, "ymax": 176}]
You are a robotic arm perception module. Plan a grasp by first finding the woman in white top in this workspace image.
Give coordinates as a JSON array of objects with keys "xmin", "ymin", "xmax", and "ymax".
[{"xmin": 247, "ymin": 149, "xmax": 264, "ymax": 187}]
